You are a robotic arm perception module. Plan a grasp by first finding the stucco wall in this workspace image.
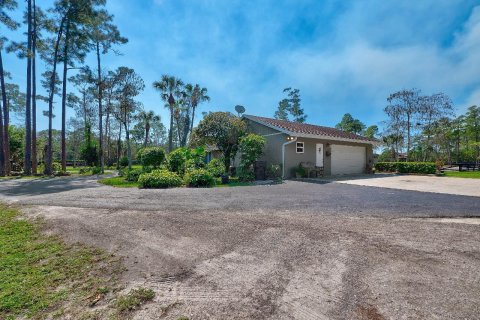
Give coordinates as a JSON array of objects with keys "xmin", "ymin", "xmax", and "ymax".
[{"xmin": 245, "ymin": 120, "xmax": 286, "ymax": 166}]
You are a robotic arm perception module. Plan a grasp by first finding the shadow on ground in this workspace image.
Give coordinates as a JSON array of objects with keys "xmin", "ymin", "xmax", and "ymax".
[{"xmin": 0, "ymin": 175, "xmax": 101, "ymax": 197}]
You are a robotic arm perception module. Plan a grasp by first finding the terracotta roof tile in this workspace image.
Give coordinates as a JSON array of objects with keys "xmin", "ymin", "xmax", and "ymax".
[{"xmin": 245, "ymin": 115, "xmax": 376, "ymax": 143}]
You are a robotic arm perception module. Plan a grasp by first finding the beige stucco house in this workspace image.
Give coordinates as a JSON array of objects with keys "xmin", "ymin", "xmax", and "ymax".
[{"xmin": 243, "ymin": 115, "xmax": 378, "ymax": 178}]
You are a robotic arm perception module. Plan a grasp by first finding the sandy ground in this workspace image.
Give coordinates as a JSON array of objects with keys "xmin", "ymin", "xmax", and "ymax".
[
  {"xmin": 335, "ymin": 174, "xmax": 480, "ymax": 197},
  {"xmin": 2, "ymin": 176, "xmax": 480, "ymax": 319}
]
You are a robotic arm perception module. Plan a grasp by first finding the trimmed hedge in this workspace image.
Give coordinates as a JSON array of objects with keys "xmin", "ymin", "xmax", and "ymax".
[
  {"xmin": 138, "ymin": 170, "xmax": 183, "ymax": 188},
  {"xmin": 184, "ymin": 169, "xmax": 215, "ymax": 188},
  {"xmin": 375, "ymin": 162, "xmax": 436, "ymax": 174}
]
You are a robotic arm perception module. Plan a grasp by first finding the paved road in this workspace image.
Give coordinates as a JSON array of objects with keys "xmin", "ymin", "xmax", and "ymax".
[
  {"xmin": 1, "ymin": 176, "xmax": 480, "ymax": 319},
  {"xmin": 1, "ymin": 176, "xmax": 479, "ymax": 217}
]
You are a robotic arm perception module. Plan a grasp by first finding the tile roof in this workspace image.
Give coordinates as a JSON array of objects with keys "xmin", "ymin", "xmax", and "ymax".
[{"xmin": 244, "ymin": 115, "xmax": 376, "ymax": 143}]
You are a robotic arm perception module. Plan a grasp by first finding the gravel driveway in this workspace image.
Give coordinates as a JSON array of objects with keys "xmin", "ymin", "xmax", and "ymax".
[
  {"xmin": 1, "ymin": 176, "xmax": 480, "ymax": 319},
  {"xmin": 335, "ymin": 174, "xmax": 480, "ymax": 197}
]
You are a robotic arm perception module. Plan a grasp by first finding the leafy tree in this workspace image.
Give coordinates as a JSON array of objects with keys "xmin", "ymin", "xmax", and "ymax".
[
  {"xmin": 464, "ymin": 105, "xmax": 480, "ymax": 161},
  {"xmin": 193, "ymin": 112, "xmax": 246, "ymax": 173},
  {"xmin": 112, "ymin": 67, "xmax": 144, "ymax": 170},
  {"xmin": 80, "ymin": 122, "xmax": 97, "ymax": 166},
  {"xmin": 364, "ymin": 125, "xmax": 379, "ymax": 139},
  {"xmin": 274, "ymin": 88, "xmax": 306, "ymax": 123},
  {"xmin": 153, "ymin": 75, "xmax": 184, "ymax": 151},
  {"xmin": 385, "ymin": 89, "xmax": 421, "ymax": 161},
  {"xmin": 418, "ymin": 93, "xmax": 453, "ymax": 161},
  {"xmin": 89, "ymin": 8, "xmax": 127, "ymax": 174},
  {"xmin": 335, "ymin": 113, "xmax": 366, "ymax": 134}
]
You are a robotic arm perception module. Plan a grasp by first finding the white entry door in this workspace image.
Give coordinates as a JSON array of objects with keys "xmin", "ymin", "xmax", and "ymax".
[
  {"xmin": 316, "ymin": 143, "xmax": 324, "ymax": 167},
  {"xmin": 331, "ymin": 144, "xmax": 366, "ymax": 175}
]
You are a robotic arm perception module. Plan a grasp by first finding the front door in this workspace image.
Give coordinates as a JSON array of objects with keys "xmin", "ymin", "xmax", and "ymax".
[{"xmin": 316, "ymin": 143, "xmax": 324, "ymax": 167}]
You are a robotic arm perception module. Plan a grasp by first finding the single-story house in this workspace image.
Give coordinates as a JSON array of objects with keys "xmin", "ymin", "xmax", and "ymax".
[{"xmin": 242, "ymin": 115, "xmax": 379, "ymax": 178}]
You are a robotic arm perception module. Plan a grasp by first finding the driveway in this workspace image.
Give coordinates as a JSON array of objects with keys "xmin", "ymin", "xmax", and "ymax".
[
  {"xmin": 1, "ymin": 177, "xmax": 480, "ymax": 319},
  {"xmin": 332, "ymin": 174, "xmax": 480, "ymax": 197}
]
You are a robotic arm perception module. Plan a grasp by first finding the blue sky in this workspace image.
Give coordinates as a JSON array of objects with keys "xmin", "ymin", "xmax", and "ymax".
[{"xmin": 4, "ymin": 0, "xmax": 480, "ymax": 131}]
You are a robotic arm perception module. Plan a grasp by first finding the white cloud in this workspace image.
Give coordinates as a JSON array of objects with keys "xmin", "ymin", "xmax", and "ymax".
[{"xmin": 271, "ymin": 4, "xmax": 480, "ymax": 121}]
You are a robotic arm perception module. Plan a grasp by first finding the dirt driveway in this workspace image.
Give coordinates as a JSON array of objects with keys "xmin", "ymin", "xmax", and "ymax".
[
  {"xmin": 1, "ymin": 177, "xmax": 480, "ymax": 319},
  {"xmin": 335, "ymin": 174, "xmax": 480, "ymax": 197}
]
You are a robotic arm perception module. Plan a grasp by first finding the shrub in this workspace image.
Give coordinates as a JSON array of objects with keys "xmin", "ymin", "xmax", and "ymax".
[
  {"xmin": 267, "ymin": 164, "xmax": 282, "ymax": 180},
  {"xmin": 238, "ymin": 134, "xmax": 266, "ymax": 181},
  {"xmin": 292, "ymin": 165, "xmax": 306, "ymax": 178},
  {"xmin": 140, "ymin": 147, "xmax": 165, "ymax": 168},
  {"xmin": 168, "ymin": 148, "xmax": 187, "ymax": 174},
  {"xmin": 184, "ymin": 169, "xmax": 215, "ymax": 188},
  {"xmin": 79, "ymin": 167, "xmax": 92, "ymax": 175},
  {"xmin": 375, "ymin": 162, "xmax": 436, "ymax": 174},
  {"xmin": 138, "ymin": 170, "xmax": 183, "ymax": 188},
  {"xmin": 168, "ymin": 147, "xmax": 207, "ymax": 175},
  {"xmin": 119, "ymin": 156, "xmax": 129, "ymax": 168},
  {"xmin": 206, "ymin": 158, "xmax": 224, "ymax": 177},
  {"xmin": 127, "ymin": 167, "xmax": 152, "ymax": 182},
  {"xmin": 91, "ymin": 166, "xmax": 102, "ymax": 175},
  {"xmin": 125, "ymin": 168, "xmax": 143, "ymax": 182},
  {"xmin": 52, "ymin": 162, "xmax": 62, "ymax": 172}
]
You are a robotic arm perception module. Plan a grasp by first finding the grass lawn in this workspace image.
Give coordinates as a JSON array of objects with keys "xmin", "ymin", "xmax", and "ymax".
[
  {"xmin": 99, "ymin": 176, "xmax": 139, "ymax": 188},
  {"xmin": 0, "ymin": 204, "xmax": 129, "ymax": 319},
  {"xmin": 444, "ymin": 171, "xmax": 480, "ymax": 179},
  {"xmin": 213, "ymin": 177, "xmax": 253, "ymax": 187},
  {"xmin": 99, "ymin": 175, "xmax": 254, "ymax": 188}
]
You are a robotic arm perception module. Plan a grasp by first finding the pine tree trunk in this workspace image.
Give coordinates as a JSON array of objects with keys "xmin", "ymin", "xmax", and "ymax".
[
  {"xmin": 24, "ymin": 0, "xmax": 33, "ymax": 175},
  {"xmin": 105, "ymin": 102, "xmax": 110, "ymax": 164},
  {"xmin": 31, "ymin": 0, "xmax": 37, "ymax": 174},
  {"xmin": 96, "ymin": 41, "xmax": 104, "ymax": 173},
  {"xmin": 46, "ymin": 18, "xmax": 65, "ymax": 175},
  {"xmin": 189, "ymin": 105, "xmax": 196, "ymax": 141},
  {"xmin": 116, "ymin": 122, "xmax": 122, "ymax": 170},
  {"xmin": 61, "ymin": 22, "xmax": 70, "ymax": 172},
  {"xmin": 168, "ymin": 106, "xmax": 174, "ymax": 152},
  {"xmin": 125, "ymin": 122, "xmax": 131, "ymax": 171},
  {"xmin": 144, "ymin": 123, "xmax": 149, "ymax": 147},
  {"xmin": 0, "ymin": 50, "xmax": 6, "ymax": 176}
]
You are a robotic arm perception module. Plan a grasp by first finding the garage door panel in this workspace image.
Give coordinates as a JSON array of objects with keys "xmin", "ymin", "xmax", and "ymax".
[{"xmin": 331, "ymin": 145, "xmax": 366, "ymax": 175}]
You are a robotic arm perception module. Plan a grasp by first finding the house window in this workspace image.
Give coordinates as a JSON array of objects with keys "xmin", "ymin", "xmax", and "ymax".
[{"xmin": 296, "ymin": 141, "xmax": 304, "ymax": 153}]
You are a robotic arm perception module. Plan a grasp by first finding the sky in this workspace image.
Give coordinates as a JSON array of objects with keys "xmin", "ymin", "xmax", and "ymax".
[{"xmin": 3, "ymin": 0, "xmax": 480, "ymax": 131}]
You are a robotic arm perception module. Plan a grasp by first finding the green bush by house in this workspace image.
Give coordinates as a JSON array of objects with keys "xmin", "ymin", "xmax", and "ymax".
[
  {"xmin": 184, "ymin": 169, "xmax": 215, "ymax": 187},
  {"xmin": 139, "ymin": 147, "xmax": 165, "ymax": 168},
  {"xmin": 375, "ymin": 162, "xmax": 436, "ymax": 174},
  {"xmin": 206, "ymin": 158, "xmax": 224, "ymax": 177},
  {"xmin": 138, "ymin": 170, "xmax": 183, "ymax": 188},
  {"xmin": 237, "ymin": 133, "xmax": 266, "ymax": 181}
]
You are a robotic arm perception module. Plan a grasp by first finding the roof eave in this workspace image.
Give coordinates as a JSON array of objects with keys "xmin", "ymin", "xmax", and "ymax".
[
  {"xmin": 293, "ymin": 133, "xmax": 381, "ymax": 145},
  {"xmin": 243, "ymin": 115, "xmax": 380, "ymax": 145}
]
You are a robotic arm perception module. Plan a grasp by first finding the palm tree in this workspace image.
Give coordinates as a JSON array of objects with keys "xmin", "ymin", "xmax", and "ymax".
[
  {"xmin": 185, "ymin": 83, "xmax": 209, "ymax": 142},
  {"xmin": 136, "ymin": 110, "xmax": 160, "ymax": 147},
  {"xmin": 153, "ymin": 75, "xmax": 184, "ymax": 152}
]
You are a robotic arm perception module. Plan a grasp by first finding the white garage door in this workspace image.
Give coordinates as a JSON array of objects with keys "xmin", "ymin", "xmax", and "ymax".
[{"xmin": 331, "ymin": 145, "xmax": 366, "ymax": 175}]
